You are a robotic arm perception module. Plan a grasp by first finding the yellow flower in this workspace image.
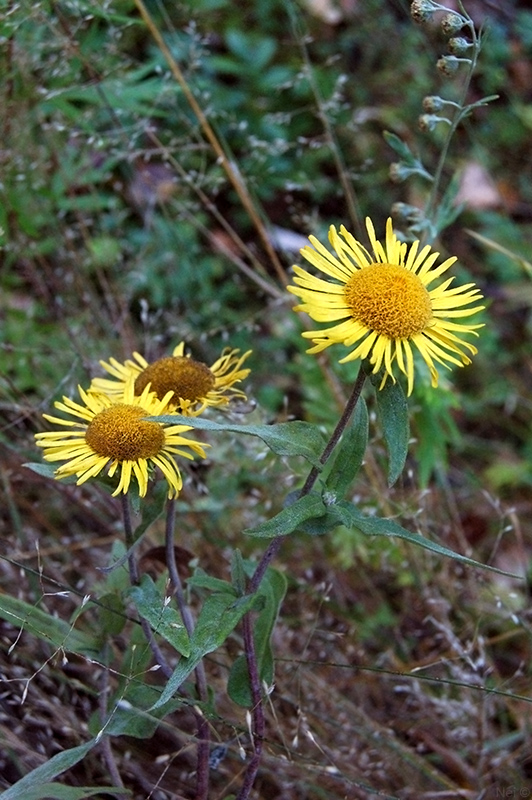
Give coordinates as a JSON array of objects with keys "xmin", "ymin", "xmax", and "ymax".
[
  {"xmin": 35, "ymin": 381, "xmax": 207, "ymax": 498},
  {"xmin": 287, "ymin": 217, "xmax": 484, "ymax": 395},
  {"xmin": 90, "ymin": 343, "xmax": 252, "ymax": 416}
]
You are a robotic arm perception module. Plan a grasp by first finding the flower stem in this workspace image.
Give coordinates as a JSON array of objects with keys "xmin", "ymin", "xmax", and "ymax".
[
  {"xmin": 120, "ymin": 494, "xmax": 173, "ymax": 678},
  {"xmin": 250, "ymin": 364, "xmax": 366, "ymax": 594},
  {"xmin": 237, "ymin": 366, "xmax": 366, "ymax": 800},
  {"xmin": 165, "ymin": 499, "xmax": 210, "ymax": 800}
]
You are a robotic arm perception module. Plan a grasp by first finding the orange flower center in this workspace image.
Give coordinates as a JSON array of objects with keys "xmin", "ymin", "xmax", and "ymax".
[
  {"xmin": 85, "ymin": 405, "xmax": 165, "ymax": 461},
  {"xmin": 344, "ymin": 263, "xmax": 433, "ymax": 338},
  {"xmin": 134, "ymin": 356, "xmax": 216, "ymax": 402}
]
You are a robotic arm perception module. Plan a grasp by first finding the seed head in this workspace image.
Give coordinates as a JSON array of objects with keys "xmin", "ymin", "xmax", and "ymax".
[
  {"xmin": 436, "ymin": 55, "xmax": 462, "ymax": 78},
  {"xmin": 448, "ymin": 36, "xmax": 472, "ymax": 55},
  {"xmin": 441, "ymin": 12, "xmax": 465, "ymax": 36},
  {"xmin": 410, "ymin": 0, "xmax": 435, "ymax": 24}
]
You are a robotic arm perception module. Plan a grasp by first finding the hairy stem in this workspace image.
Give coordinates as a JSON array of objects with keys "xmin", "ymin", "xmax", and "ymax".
[
  {"xmin": 165, "ymin": 499, "xmax": 210, "ymax": 800},
  {"xmin": 120, "ymin": 494, "xmax": 173, "ymax": 679},
  {"xmin": 237, "ymin": 366, "xmax": 366, "ymax": 799}
]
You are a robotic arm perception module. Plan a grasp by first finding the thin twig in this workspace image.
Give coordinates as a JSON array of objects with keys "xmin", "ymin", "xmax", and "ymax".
[{"xmin": 133, "ymin": 0, "xmax": 288, "ymax": 286}]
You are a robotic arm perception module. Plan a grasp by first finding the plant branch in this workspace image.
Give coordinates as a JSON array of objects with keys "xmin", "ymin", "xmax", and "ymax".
[{"xmin": 236, "ymin": 366, "xmax": 366, "ymax": 799}]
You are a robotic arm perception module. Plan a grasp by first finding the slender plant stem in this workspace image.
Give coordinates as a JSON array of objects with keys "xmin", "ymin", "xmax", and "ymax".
[
  {"xmin": 250, "ymin": 365, "xmax": 366, "ymax": 595},
  {"xmin": 423, "ymin": 12, "xmax": 480, "ymax": 240},
  {"xmin": 288, "ymin": 5, "xmax": 364, "ymax": 240},
  {"xmin": 234, "ymin": 612, "xmax": 265, "ymax": 800},
  {"xmin": 237, "ymin": 366, "xmax": 366, "ymax": 800},
  {"xmin": 120, "ymin": 494, "xmax": 173, "ymax": 679},
  {"xmin": 165, "ymin": 499, "xmax": 210, "ymax": 800}
]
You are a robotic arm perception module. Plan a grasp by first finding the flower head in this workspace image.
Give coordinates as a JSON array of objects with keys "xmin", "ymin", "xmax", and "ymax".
[
  {"xmin": 35, "ymin": 381, "xmax": 207, "ymax": 498},
  {"xmin": 90, "ymin": 343, "xmax": 251, "ymax": 416},
  {"xmin": 287, "ymin": 217, "xmax": 484, "ymax": 395}
]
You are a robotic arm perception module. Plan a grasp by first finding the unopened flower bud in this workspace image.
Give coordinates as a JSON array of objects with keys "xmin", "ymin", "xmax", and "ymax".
[
  {"xmin": 410, "ymin": 0, "xmax": 434, "ymax": 24},
  {"xmin": 437, "ymin": 55, "xmax": 461, "ymax": 77},
  {"xmin": 441, "ymin": 12, "xmax": 465, "ymax": 36},
  {"xmin": 448, "ymin": 36, "xmax": 472, "ymax": 55},
  {"xmin": 422, "ymin": 95, "xmax": 445, "ymax": 112}
]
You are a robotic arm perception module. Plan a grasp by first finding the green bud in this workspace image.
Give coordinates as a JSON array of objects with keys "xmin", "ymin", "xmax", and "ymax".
[{"xmin": 418, "ymin": 114, "xmax": 439, "ymax": 132}]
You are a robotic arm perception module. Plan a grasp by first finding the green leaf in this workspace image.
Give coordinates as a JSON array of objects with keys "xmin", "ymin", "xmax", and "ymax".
[
  {"xmin": 23, "ymin": 462, "xmax": 76, "ymax": 483},
  {"xmin": 244, "ymin": 493, "xmax": 327, "ymax": 538},
  {"xmin": 324, "ymin": 397, "xmax": 369, "ymax": 498},
  {"xmin": 187, "ymin": 570, "xmax": 237, "ymax": 595},
  {"xmin": 151, "ymin": 592, "xmax": 259, "ymax": 709},
  {"xmin": 383, "ymin": 131, "xmax": 416, "ymax": 163},
  {"xmin": 330, "ymin": 502, "xmax": 521, "ymax": 577},
  {"xmin": 0, "ymin": 739, "xmax": 100, "ymax": 800},
  {"xmin": 231, "ymin": 549, "xmax": 247, "ymax": 596},
  {"xmin": 1, "ymin": 784, "xmax": 128, "ymax": 800},
  {"xmin": 89, "ymin": 684, "xmax": 183, "ymax": 740},
  {"xmin": 128, "ymin": 575, "xmax": 191, "ymax": 656},
  {"xmin": 374, "ymin": 379, "xmax": 409, "ymax": 486},
  {"xmin": 383, "ymin": 131, "xmax": 433, "ymax": 181},
  {"xmin": 228, "ymin": 567, "xmax": 287, "ymax": 707},
  {"xmin": 147, "ymin": 416, "xmax": 327, "ymax": 469},
  {"xmin": 98, "ymin": 593, "xmax": 127, "ymax": 637},
  {"xmin": 0, "ymin": 595, "xmax": 101, "ymax": 658}
]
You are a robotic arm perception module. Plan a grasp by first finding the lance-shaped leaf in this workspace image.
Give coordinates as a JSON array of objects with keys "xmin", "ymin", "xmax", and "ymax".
[
  {"xmin": 128, "ymin": 575, "xmax": 191, "ymax": 656},
  {"xmin": 151, "ymin": 591, "xmax": 260, "ymax": 709},
  {"xmin": 228, "ymin": 567, "xmax": 287, "ymax": 707},
  {"xmin": 330, "ymin": 501, "xmax": 521, "ymax": 577},
  {"xmin": 0, "ymin": 739, "xmax": 100, "ymax": 800},
  {"xmin": 374, "ymin": 378, "xmax": 409, "ymax": 486},
  {"xmin": 324, "ymin": 396, "xmax": 369, "ymax": 498},
  {"xmin": 147, "ymin": 415, "xmax": 327, "ymax": 469},
  {"xmin": 0, "ymin": 595, "xmax": 102, "ymax": 658},
  {"xmin": 245, "ymin": 493, "xmax": 327, "ymax": 538}
]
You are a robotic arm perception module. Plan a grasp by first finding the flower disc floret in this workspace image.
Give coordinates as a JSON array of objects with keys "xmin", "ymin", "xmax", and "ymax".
[
  {"xmin": 90, "ymin": 342, "xmax": 251, "ymax": 416},
  {"xmin": 85, "ymin": 405, "xmax": 165, "ymax": 461},
  {"xmin": 345, "ymin": 263, "xmax": 433, "ymax": 339},
  {"xmin": 134, "ymin": 356, "xmax": 216, "ymax": 403},
  {"xmin": 287, "ymin": 217, "xmax": 485, "ymax": 395}
]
